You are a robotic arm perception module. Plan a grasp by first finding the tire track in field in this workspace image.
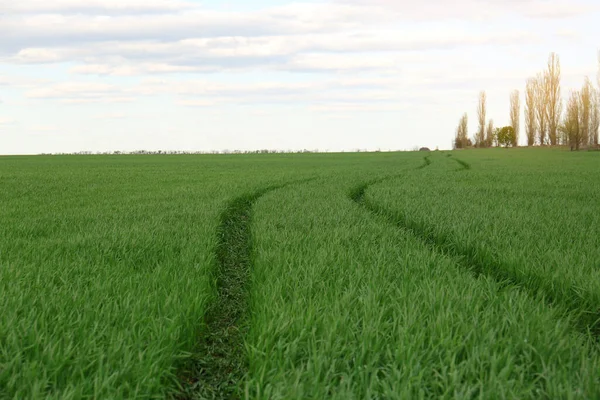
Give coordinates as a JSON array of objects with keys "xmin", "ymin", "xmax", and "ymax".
[
  {"xmin": 350, "ymin": 155, "xmax": 432, "ymax": 199},
  {"xmin": 451, "ymin": 157, "xmax": 471, "ymax": 170},
  {"xmin": 179, "ymin": 178, "xmax": 315, "ymax": 400},
  {"xmin": 416, "ymin": 154, "xmax": 432, "ymax": 169},
  {"xmin": 350, "ymin": 163, "xmax": 600, "ymax": 339}
]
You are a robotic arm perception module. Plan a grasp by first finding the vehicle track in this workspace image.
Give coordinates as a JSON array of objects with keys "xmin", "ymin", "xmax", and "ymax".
[
  {"xmin": 451, "ymin": 157, "xmax": 471, "ymax": 170},
  {"xmin": 179, "ymin": 178, "xmax": 315, "ymax": 399},
  {"xmin": 349, "ymin": 156, "xmax": 431, "ymax": 200},
  {"xmin": 416, "ymin": 154, "xmax": 432, "ymax": 169},
  {"xmin": 350, "ymin": 158, "xmax": 600, "ymax": 339}
]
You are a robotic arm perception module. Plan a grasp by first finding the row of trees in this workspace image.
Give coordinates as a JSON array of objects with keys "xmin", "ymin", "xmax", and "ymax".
[
  {"xmin": 454, "ymin": 52, "xmax": 600, "ymax": 150},
  {"xmin": 561, "ymin": 76, "xmax": 600, "ymax": 150},
  {"xmin": 454, "ymin": 90, "xmax": 518, "ymax": 149},
  {"xmin": 47, "ymin": 148, "xmax": 323, "ymax": 156}
]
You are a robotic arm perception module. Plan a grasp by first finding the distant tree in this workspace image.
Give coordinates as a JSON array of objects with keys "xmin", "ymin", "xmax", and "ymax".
[
  {"xmin": 591, "ymin": 86, "xmax": 600, "ymax": 147},
  {"xmin": 510, "ymin": 90, "xmax": 520, "ymax": 147},
  {"xmin": 562, "ymin": 90, "xmax": 582, "ymax": 151},
  {"xmin": 545, "ymin": 53, "xmax": 562, "ymax": 145},
  {"xmin": 525, "ymin": 78, "xmax": 537, "ymax": 146},
  {"xmin": 594, "ymin": 51, "xmax": 600, "ymax": 146},
  {"xmin": 476, "ymin": 91, "xmax": 487, "ymax": 147},
  {"xmin": 485, "ymin": 119, "xmax": 495, "ymax": 147},
  {"xmin": 580, "ymin": 77, "xmax": 593, "ymax": 147},
  {"xmin": 497, "ymin": 126, "xmax": 516, "ymax": 148},
  {"xmin": 454, "ymin": 113, "xmax": 470, "ymax": 149},
  {"xmin": 534, "ymin": 73, "xmax": 548, "ymax": 145},
  {"xmin": 493, "ymin": 128, "xmax": 501, "ymax": 147}
]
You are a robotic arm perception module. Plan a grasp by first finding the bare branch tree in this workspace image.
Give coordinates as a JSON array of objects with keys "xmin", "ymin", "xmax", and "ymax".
[
  {"xmin": 590, "ymin": 86, "xmax": 600, "ymax": 147},
  {"xmin": 510, "ymin": 90, "xmax": 520, "ymax": 147},
  {"xmin": 562, "ymin": 90, "xmax": 581, "ymax": 151},
  {"xmin": 525, "ymin": 78, "xmax": 537, "ymax": 146},
  {"xmin": 580, "ymin": 77, "xmax": 592, "ymax": 147},
  {"xmin": 535, "ymin": 73, "xmax": 548, "ymax": 145},
  {"xmin": 476, "ymin": 91, "xmax": 487, "ymax": 147},
  {"xmin": 454, "ymin": 113, "xmax": 469, "ymax": 149},
  {"xmin": 545, "ymin": 52, "xmax": 562, "ymax": 145},
  {"xmin": 486, "ymin": 119, "xmax": 495, "ymax": 147},
  {"xmin": 594, "ymin": 51, "xmax": 600, "ymax": 147}
]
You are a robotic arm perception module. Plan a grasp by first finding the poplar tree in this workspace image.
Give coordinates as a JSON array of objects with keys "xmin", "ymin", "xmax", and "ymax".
[
  {"xmin": 510, "ymin": 90, "xmax": 520, "ymax": 147},
  {"xmin": 486, "ymin": 119, "xmax": 495, "ymax": 147},
  {"xmin": 562, "ymin": 90, "xmax": 581, "ymax": 151},
  {"xmin": 590, "ymin": 87, "xmax": 600, "ymax": 147},
  {"xmin": 525, "ymin": 78, "xmax": 537, "ymax": 146},
  {"xmin": 476, "ymin": 91, "xmax": 487, "ymax": 147},
  {"xmin": 545, "ymin": 53, "xmax": 562, "ymax": 145},
  {"xmin": 580, "ymin": 78, "xmax": 592, "ymax": 147},
  {"xmin": 535, "ymin": 73, "xmax": 548, "ymax": 145},
  {"xmin": 454, "ymin": 113, "xmax": 469, "ymax": 149}
]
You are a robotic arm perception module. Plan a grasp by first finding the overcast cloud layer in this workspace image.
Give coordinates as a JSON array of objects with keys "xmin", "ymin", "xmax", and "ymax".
[{"xmin": 1, "ymin": 0, "xmax": 599, "ymax": 154}]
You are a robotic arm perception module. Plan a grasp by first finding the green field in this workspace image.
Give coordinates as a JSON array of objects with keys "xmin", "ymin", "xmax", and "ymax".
[{"xmin": 1, "ymin": 149, "xmax": 600, "ymax": 399}]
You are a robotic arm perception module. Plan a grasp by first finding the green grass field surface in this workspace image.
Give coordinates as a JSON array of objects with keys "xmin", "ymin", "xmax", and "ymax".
[
  {"xmin": 1, "ymin": 149, "xmax": 599, "ymax": 398},
  {"xmin": 367, "ymin": 149, "xmax": 600, "ymax": 334},
  {"xmin": 247, "ymin": 154, "xmax": 599, "ymax": 399},
  {"xmin": 0, "ymin": 155, "xmax": 315, "ymax": 398}
]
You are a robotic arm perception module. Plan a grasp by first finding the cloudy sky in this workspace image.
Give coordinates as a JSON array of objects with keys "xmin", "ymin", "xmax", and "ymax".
[{"xmin": 1, "ymin": 0, "xmax": 599, "ymax": 154}]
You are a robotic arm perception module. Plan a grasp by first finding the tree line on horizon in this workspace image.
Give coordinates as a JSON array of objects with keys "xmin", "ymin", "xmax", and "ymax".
[{"xmin": 454, "ymin": 52, "xmax": 600, "ymax": 151}]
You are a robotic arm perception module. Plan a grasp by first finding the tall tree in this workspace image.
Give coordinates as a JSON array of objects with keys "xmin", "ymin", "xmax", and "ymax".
[
  {"xmin": 535, "ymin": 73, "xmax": 548, "ymax": 145},
  {"xmin": 454, "ymin": 113, "xmax": 469, "ymax": 149},
  {"xmin": 591, "ymin": 87, "xmax": 600, "ymax": 147},
  {"xmin": 545, "ymin": 52, "xmax": 562, "ymax": 145},
  {"xmin": 476, "ymin": 91, "xmax": 487, "ymax": 147},
  {"xmin": 525, "ymin": 78, "xmax": 537, "ymax": 146},
  {"xmin": 510, "ymin": 90, "xmax": 520, "ymax": 147},
  {"xmin": 562, "ymin": 90, "xmax": 581, "ymax": 151},
  {"xmin": 580, "ymin": 77, "xmax": 593, "ymax": 147},
  {"xmin": 486, "ymin": 119, "xmax": 495, "ymax": 147},
  {"xmin": 594, "ymin": 50, "xmax": 600, "ymax": 147}
]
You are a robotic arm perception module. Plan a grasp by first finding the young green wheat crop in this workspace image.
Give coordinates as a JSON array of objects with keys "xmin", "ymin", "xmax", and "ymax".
[{"xmin": 1, "ymin": 149, "xmax": 599, "ymax": 399}]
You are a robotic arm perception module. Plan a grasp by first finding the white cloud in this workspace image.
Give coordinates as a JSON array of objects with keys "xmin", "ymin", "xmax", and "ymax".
[
  {"xmin": 310, "ymin": 103, "xmax": 408, "ymax": 113},
  {"xmin": 63, "ymin": 97, "xmax": 135, "ymax": 104},
  {"xmin": 337, "ymin": 0, "xmax": 597, "ymax": 20},
  {"xmin": 0, "ymin": 118, "xmax": 16, "ymax": 125},
  {"xmin": 29, "ymin": 124, "xmax": 59, "ymax": 132},
  {"xmin": 69, "ymin": 63, "xmax": 206, "ymax": 76},
  {"xmin": 555, "ymin": 29, "xmax": 581, "ymax": 40},
  {"xmin": 135, "ymin": 79, "xmax": 328, "ymax": 102},
  {"xmin": 3, "ymin": 0, "xmax": 194, "ymax": 14},
  {"xmin": 0, "ymin": 5, "xmax": 350, "ymax": 50},
  {"xmin": 16, "ymin": 56, "xmax": 574, "ymax": 106},
  {"xmin": 93, "ymin": 112, "xmax": 128, "ymax": 119},
  {"xmin": 3, "ymin": 27, "xmax": 535, "ymax": 76},
  {"xmin": 287, "ymin": 53, "xmax": 398, "ymax": 71},
  {"xmin": 1, "ymin": 0, "xmax": 571, "ymax": 57},
  {"xmin": 176, "ymin": 99, "xmax": 218, "ymax": 107},
  {"xmin": 25, "ymin": 82, "xmax": 134, "ymax": 103},
  {"xmin": 520, "ymin": 0, "xmax": 600, "ymax": 18},
  {"xmin": 13, "ymin": 48, "xmax": 63, "ymax": 63}
]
